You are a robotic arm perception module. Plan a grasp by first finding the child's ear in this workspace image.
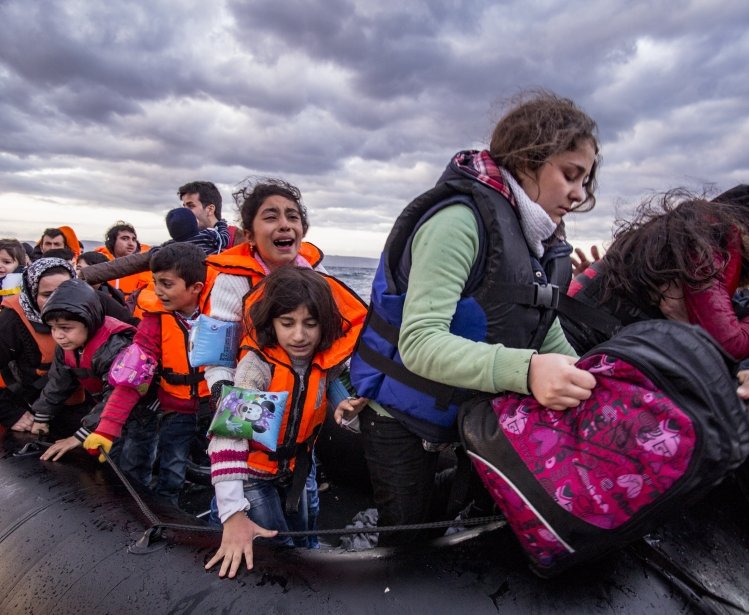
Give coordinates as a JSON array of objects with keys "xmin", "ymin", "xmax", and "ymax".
[{"xmin": 189, "ymin": 281, "xmax": 204, "ymax": 296}]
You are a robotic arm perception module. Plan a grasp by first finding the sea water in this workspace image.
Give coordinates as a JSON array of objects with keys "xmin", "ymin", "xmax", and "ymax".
[
  {"xmin": 323, "ymin": 255, "xmax": 378, "ymax": 303},
  {"xmin": 325, "ymin": 265, "xmax": 376, "ymax": 304}
]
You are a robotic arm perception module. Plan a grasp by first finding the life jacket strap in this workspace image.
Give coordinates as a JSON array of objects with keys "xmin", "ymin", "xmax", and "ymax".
[
  {"xmin": 556, "ymin": 293, "xmax": 621, "ymax": 337},
  {"xmin": 494, "ymin": 282, "xmax": 560, "ymax": 309},
  {"xmin": 161, "ymin": 368, "xmax": 204, "ymax": 386},
  {"xmin": 366, "ymin": 309, "xmax": 399, "ymax": 346},
  {"xmin": 280, "ymin": 423, "xmax": 323, "ymax": 516},
  {"xmin": 356, "ymin": 341, "xmax": 474, "ymax": 410}
]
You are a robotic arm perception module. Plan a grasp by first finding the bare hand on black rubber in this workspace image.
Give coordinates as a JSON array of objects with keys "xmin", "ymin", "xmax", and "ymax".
[
  {"xmin": 40, "ymin": 436, "xmax": 81, "ymax": 461},
  {"xmin": 205, "ymin": 512, "xmax": 277, "ymax": 578},
  {"xmin": 528, "ymin": 354, "xmax": 596, "ymax": 410}
]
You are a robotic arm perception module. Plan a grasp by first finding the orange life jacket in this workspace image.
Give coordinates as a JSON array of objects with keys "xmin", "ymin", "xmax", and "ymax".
[
  {"xmin": 207, "ymin": 241, "xmax": 326, "ymax": 363},
  {"xmin": 93, "ymin": 245, "xmax": 152, "ymax": 298},
  {"xmin": 58, "ymin": 226, "xmax": 81, "ymax": 259},
  {"xmin": 207, "ymin": 241, "xmax": 324, "ymax": 288},
  {"xmin": 0, "ymin": 295, "xmax": 85, "ymax": 404},
  {"xmin": 0, "ymin": 295, "xmax": 57, "ymax": 386},
  {"xmin": 240, "ymin": 273, "xmax": 367, "ymax": 477},
  {"xmin": 134, "ymin": 268, "xmax": 217, "ymax": 400}
]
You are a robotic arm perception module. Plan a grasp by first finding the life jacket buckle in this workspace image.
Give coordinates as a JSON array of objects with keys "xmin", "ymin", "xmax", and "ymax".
[{"xmin": 532, "ymin": 283, "xmax": 559, "ymax": 309}]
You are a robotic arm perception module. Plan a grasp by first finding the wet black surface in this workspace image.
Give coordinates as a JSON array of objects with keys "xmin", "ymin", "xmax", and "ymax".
[{"xmin": 2, "ymin": 427, "xmax": 749, "ymax": 614}]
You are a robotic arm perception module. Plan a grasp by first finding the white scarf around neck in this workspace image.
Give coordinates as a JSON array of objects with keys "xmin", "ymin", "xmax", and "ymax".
[{"xmin": 499, "ymin": 168, "xmax": 558, "ymax": 258}]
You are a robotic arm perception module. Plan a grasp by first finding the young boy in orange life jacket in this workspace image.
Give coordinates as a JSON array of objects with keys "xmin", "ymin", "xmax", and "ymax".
[{"xmin": 84, "ymin": 243, "xmax": 216, "ymax": 506}]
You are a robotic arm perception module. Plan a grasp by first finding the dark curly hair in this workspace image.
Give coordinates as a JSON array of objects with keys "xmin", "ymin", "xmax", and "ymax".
[
  {"xmin": 489, "ymin": 89, "xmax": 601, "ymax": 212},
  {"xmin": 233, "ymin": 177, "xmax": 309, "ymax": 237},
  {"xmin": 599, "ymin": 189, "xmax": 749, "ymax": 312},
  {"xmin": 104, "ymin": 221, "xmax": 140, "ymax": 254}
]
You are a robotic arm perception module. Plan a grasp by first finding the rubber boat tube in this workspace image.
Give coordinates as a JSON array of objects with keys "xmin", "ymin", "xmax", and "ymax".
[{"xmin": 1, "ymin": 430, "xmax": 749, "ymax": 614}]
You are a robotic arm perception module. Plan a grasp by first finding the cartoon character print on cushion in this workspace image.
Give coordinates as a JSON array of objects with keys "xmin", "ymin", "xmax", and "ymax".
[{"xmin": 239, "ymin": 400, "xmax": 276, "ymax": 433}]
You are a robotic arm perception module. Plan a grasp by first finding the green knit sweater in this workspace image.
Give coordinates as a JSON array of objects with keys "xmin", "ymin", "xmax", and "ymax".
[{"xmin": 370, "ymin": 204, "xmax": 576, "ymax": 418}]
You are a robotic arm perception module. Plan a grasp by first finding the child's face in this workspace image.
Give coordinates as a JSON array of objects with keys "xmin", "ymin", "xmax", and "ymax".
[
  {"xmin": 272, "ymin": 305, "xmax": 321, "ymax": 361},
  {"xmin": 153, "ymin": 269, "xmax": 203, "ymax": 316},
  {"xmin": 0, "ymin": 249, "xmax": 19, "ymax": 275},
  {"xmin": 518, "ymin": 139, "xmax": 597, "ymax": 224},
  {"xmin": 247, "ymin": 196, "xmax": 305, "ymax": 271},
  {"xmin": 48, "ymin": 318, "xmax": 88, "ymax": 351}
]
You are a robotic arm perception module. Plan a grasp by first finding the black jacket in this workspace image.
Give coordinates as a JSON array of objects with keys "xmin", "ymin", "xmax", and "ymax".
[{"xmin": 30, "ymin": 280, "xmax": 134, "ymax": 430}]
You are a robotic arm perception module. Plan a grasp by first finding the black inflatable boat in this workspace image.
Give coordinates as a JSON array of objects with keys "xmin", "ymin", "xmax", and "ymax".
[{"xmin": 1, "ymin": 423, "xmax": 748, "ymax": 614}]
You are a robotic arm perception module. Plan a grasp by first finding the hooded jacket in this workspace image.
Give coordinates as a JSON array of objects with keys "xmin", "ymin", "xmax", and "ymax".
[{"xmin": 31, "ymin": 279, "xmax": 135, "ymax": 428}]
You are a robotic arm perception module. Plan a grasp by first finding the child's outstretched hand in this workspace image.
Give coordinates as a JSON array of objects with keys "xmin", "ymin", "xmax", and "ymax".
[
  {"xmin": 528, "ymin": 354, "xmax": 595, "ymax": 410},
  {"xmin": 40, "ymin": 436, "xmax": 81, "ymax": 462},
  {"xmin": 83, "ymin": 432, "xmax": 114, "ymax": 463},
  {"xmin": 334, "ymin": 396, "xmax": 368, "ymax": 432},
  {"xmin": 205, "ymin": 512, "xmax": 277, "ymax": 578}
]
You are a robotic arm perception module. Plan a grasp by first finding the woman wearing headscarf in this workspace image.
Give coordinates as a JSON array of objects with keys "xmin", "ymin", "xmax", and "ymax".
[{"xmin": 0, "ymin": 257, "xmax": 77, "ymax": 431}]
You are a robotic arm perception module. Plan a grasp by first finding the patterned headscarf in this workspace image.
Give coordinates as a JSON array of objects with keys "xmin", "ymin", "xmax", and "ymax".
[{"xmin": 19, "ymin": 257, "xmax": 76, "ymax": 325}]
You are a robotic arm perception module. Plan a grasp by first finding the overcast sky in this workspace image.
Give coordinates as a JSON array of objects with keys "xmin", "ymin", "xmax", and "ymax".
[{"xmin": 1, "ymin": 0, "xmax": 747, "ymax": 257}]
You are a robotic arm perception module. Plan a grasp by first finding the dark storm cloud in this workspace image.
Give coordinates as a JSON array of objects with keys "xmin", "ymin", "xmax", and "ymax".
[{"xmin": 0, "ymin": 0, "xmax": 748, "ymax": 250}]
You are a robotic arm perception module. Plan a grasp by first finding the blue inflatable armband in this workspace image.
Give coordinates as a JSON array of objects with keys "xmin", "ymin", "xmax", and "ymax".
[
  {"xmin": 208, "ymin": 385, "xmax": 287, "ymax": 452},
  {"xmin": 189, "ymin": 315, "xmax": 241, "ymax": 368}
]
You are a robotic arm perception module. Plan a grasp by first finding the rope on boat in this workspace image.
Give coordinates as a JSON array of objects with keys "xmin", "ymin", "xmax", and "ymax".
[
  {"xmin": 16, "ymin": 441, "xmax": 747, "ymax": 612},
  {"xmin": 99, "ymin": 448, "xmax": 506, "ymax": 538},
  {"xmin": 88, "ymin": 447, "xmax": 748, "ymax": 612}
]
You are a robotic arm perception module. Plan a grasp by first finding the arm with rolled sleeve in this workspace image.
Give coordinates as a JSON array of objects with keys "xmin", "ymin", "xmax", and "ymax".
[{"xmin": 208, "ymin": 352, "xmax": 272, "ymax": 523}]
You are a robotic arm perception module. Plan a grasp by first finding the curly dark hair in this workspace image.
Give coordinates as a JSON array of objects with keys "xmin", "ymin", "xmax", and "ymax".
[
  {"xmin": 233, "ymin": 177, "xmax": 309, "ymax": 237},
  {"xmin": 489, "ymin": 89, "xmax": 601, "ymax": 212},
  {"xmin": 598, "ymin": 189, "xmax": 749, "ymax": 311},
  {"xmin": 104, "ymin": 222, "xmax": 139, "ymax": 254}
]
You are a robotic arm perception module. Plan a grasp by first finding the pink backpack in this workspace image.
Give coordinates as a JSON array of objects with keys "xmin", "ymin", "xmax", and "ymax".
[{"xmin": 460, "ymin": 320, "xmax": 749, "ymax": 577}]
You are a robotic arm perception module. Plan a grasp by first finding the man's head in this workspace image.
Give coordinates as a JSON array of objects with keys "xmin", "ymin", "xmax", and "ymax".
[
  {"xmin": 40, "ymin": 228, "xmax": 67, "ymax": 253},
  {"xmin": 178, "ymin": 181, "xmax": 222, "ymax": 230},
  {"xmin": 104, "ymin": 222, "xmax": 140, "ymax": 257},
  {"xmin": 150, "ymin": 243, "xmax": 206, "ymax": 315}
]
